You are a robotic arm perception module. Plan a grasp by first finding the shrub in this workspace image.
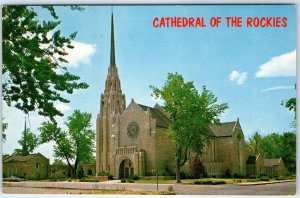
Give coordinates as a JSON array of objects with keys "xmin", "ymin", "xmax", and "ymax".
[
  {"xmin": 276, "ymin": 176, "xmax": 285, "ymax": 180},
  {"xmin": 212, "ymin": 181, "xmax": 226, "ymax": 185},
  {"xmin": 76, "ymin": 163, "xmax": 84, "ymax": 179},
  {"xmin": 247, "ymin": 179, "xmax": 259, "ymax": 182},
  {"xmin": 261, "ymin": 176, "xmax": 269, "ymax": 181},
  {"xmin": 224, "ymin": 168, "xmax": 232, "ymax": 178},
  {"xmin": 202, "ymin": 170, "xmax": 208, "ymax": 178},
  {"xmin": 180, "ymin": 172, "xmax": 188, "ymax": 179},
  {"xmin": 32, "ymin": 171, "xmax": 41, "ymax": 180},
  {"xmin": 194, "ymin": 180, "xmax": 213, "ymax": 185},
  {"xmin": 189, "ymin": 158, "xmax": 204, "ymax": 179},
  {"xmin": 167, "ymin": 185, "xmax": 174, "ymax": 193},
  {"xmin": 107, "ymin": 174, "xmax": 114, "ymax": 180},
  {"xmin": 131, "ymin": 174, "xmax": 139, "ymax": 180},
  {"xmin": 127, "ymin": 178, "xmax": 134, "ymax": 183},
  {"xmin": 233, "ymin": 179, "xmax": 242, "ymax": 183},
  {"xmin": 97, "ymin": 171, "xmax": 105, "ymax": 176},
  {"xmin": 233, "ymin": 173, "xmax": 244, "ymax": 179}
]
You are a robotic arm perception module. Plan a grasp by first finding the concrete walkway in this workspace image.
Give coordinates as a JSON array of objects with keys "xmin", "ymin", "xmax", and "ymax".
[
  {"xmin": 3, "ymin": 180, "xmax": 296, "ymax": 195},
  {"xmin": 3, "ymin": 181, "xmax": 171, "ymax": 191}
]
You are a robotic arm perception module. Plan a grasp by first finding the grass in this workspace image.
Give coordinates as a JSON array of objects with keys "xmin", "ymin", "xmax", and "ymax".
[
  {"xmin": 135, "ymin": 178, "xmax": 275, "ymax": 184},
  {"xmin": 135, "ymin": 179, "xmax": 176, "ymax": 184}
]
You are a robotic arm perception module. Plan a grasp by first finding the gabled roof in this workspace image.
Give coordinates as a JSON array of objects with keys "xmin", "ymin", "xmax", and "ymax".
[
  {"xmin": 208, "ymin": 121, "xmax": 237, "ymax": 137},
  {"xmin": 264, "ymin": 158, "xmax": 282, "ymax": 167},
  {"xmin": 3, "ymin": 153, "xmax": 48, "ymax": 163},
  {"xmin": 135, "ymin": 102, "xmax": 241, "ymax": 135},
  {"xmin": 137, "ymin": 104, "xmax": 170, "ymax": 128}
]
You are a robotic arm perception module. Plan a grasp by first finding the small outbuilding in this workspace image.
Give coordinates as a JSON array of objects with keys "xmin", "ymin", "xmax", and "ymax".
[
  {"xmin": 263, "ymin": 158, "xmax": 285, "ymax": 177},
  {"xmin": 3, "ymin": 153, "xmax": 49, "ymax": 179}
]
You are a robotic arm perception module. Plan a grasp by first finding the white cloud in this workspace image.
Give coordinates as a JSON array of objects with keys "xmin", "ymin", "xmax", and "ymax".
[
  {"xmin": 64, "ymin": 41, "xmax": 96, "ymax": 67},
  {"xmin": 261, "ymin": 85, "xmax": 294, "ymax": 93},
  {"xmin": 54, "ymin": 103, "xmax": 71, "ymax": 112},
  {"xmin": 229, "ymin": 70, "xmax": 247, "ymax": 85},
  {"xmin": 255, "ymin": 49, "xmax": 296, "ymax": 78}
]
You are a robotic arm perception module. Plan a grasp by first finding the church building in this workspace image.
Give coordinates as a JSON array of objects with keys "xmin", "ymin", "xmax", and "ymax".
[{"xmin": 95, "ymin": 13, "xmax": 256, "ymax": 179}]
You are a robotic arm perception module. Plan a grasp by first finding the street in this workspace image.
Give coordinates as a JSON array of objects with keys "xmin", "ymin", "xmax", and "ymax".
[{"xmin": 2, "ymin": 181, "xmax": 296, "ymax": 195}]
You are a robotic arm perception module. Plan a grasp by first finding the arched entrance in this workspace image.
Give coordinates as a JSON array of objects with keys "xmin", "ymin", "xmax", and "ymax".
[
  {"xmin": 87, "ymin": 169, "xmax": 93, "ymax": 176},
  {"xmin": 119, "ymin": 159, "xmax": 134, "ymax": 179}
]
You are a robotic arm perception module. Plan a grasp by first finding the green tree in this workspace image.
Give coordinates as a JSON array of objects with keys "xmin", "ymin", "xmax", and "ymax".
[
  {"xmin": 151, "ymin": 73, "xmax": 228, "ymax": 183},
  {"xmin": 39, "ymin": 110, "xmax": 95, "ymax": 177},
  {"xmin": 2, "ymin": 6, "xmax": 88, "ymax": 122},
  {"xmin": 2, "ymin": 118, "xmax": 8, "ymax": 142},
  {"xmin": 281, "ymin": 84, "xmax": 296, "ymax": 128},
  {"xmin": 281, "ymin": 132, "xmax": 296, "ymax": 174},
  {"xmin": 39, "ymin": 121, "xmax": 75, "ymax": 176},
  {"xmin": 53, "ymin": 159, "xmax": 66, "ymax": 165},
  {"xmin": 14, "ymin": 126, "xmax": 39, "ymax": 156},
  {"xmin": 249, "ymin": 131, "xmax": 262, "ymax": 155},
  {"xmin": 66, "ymin": 110, "xmax": 95, "ymax": 174},
  {"xmin": 260, "ymin": 133, "xmax": 283, "ymax": 158},
  {"xmin": 248, "ymin": 131, "xmax": 296, "ymax": 174}
]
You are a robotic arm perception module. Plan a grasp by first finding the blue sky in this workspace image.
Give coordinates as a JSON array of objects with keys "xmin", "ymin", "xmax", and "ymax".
[{"xmin": 3, "ymin": 5, "xmax": 296, "ymax": 163}]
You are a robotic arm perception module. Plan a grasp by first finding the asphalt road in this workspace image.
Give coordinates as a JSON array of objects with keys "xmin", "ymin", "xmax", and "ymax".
[
  {"xmin": 173, "ymin": 181, "xmax": 296, "ymax": 195},
  {"xmin": 2, "ymin": 181, "xmax": 296, "ymax": 195}
]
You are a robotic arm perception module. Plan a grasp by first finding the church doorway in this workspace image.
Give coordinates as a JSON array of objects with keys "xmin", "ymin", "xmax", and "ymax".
[{"xmin": 119, "ymin": 159, "xmax": 134, "ymax": 179}]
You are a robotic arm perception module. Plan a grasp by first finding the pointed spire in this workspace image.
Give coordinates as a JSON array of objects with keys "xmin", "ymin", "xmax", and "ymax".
[
  {"xmin": 110, "ymin": 12, "xmax": 116, "ymax": 66},
  {"xmin": 23, "ymin": 116, "xmax": 28, "ymax": 156}
]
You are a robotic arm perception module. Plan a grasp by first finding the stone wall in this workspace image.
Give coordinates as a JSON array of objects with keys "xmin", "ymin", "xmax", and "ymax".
[{"xmin": 155, "ymin": 127, "xmax": 176, "ymax": 175}]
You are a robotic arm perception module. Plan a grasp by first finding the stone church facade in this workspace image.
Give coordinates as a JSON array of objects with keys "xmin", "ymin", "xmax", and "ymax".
[{"xmin": 95, "ymin": 14, "xmax": 268, "ymax": 179}]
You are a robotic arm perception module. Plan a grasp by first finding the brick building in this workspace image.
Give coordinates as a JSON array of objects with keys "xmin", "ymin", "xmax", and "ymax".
[{"xmin": 95, "ymin": 13, "xmax": 257, "ymax": 179}]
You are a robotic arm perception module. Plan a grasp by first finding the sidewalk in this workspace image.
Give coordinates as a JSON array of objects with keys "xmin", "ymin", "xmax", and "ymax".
[{"xmin": 236, "ymin": 179, "xmax": 295, "ymax": 186}]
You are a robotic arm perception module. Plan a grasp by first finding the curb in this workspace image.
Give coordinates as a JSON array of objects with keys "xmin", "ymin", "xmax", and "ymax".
[{"xmin": 235, "ymin": 180, "xmax": 295, "ymax": 186}]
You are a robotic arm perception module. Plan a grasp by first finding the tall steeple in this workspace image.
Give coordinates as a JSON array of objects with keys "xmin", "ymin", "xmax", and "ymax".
[
  {"xmin": 96, "ymin": 10, "xmax": 126, "ymax": 174},
  {"xmin": 110, "ymin": 13, "xmax": 116, "ymax": 66}
]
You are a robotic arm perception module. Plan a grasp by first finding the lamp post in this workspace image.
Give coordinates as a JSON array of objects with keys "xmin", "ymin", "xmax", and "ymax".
[{"xmin": 155, "ymin": 153, "xmax": 158, "ymax": 191}]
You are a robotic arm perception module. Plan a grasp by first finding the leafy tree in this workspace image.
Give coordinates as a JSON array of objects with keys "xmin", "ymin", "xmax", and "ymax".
[
  {"xmin": 248, "ymin": 131, "xmax": 296, "ymax": 174},
  {"xmin": 39, "ymin": 110, "xmax": 95, "ymax": 177},
  {"xmin": 2, "ymin": 6, "xmax": 88, "ymax": 122},
  {"xmin": 39, "ymin": 121, "xmax": 75, "ymax": 176},
  {"xmin": 189, "ymin": 157, "xmax": 204, "ymax": 181},
  {"xmin": 66, "ymin": 110, "xmax": 95, "ymax": 174},
  {"xmin": 281, "ymin": 132, "xmax": 296, "ymax": 173},
  {"xmin": 53, "ymin": 159, "xmax": 66, "ymax": 166},
  {"xmin": 249, "ymin": 131, "xmax": 262, "ymax": 155},
  {"xmin": 2, "ymin": 118, "xmax": 8, "ymax": 142},
  {"xmin": 151, "ymin": 73, "xmax": 228, "ymax": 183},
  {"xmin": 14, "ymin": 127, "xmax": 39, "ymax": 156},
  {"xmin": 260, "ymin": 133, "xmax": 283, "ymax": 158},
  {"xmin": 281, "ymin": 84, "xmax": 296, "ymax": 128}
]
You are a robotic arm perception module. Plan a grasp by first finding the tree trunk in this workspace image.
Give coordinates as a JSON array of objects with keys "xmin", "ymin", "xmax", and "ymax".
[
  {"xmin": 74, "ymin": 157, "xmax": 79, "ymax": 177},
  {"xmin": 66, "ymin": 158, "xmax": 74, "ymax": 178},
  {"xmin": 176, "ymin": 165, "xmax": 181, "ymax": 183},
  {"xmin": 176, "ymin": 146, "xmax": 182, "ymax": 183}
]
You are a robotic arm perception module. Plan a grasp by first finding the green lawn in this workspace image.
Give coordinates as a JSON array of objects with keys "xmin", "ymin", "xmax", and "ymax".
[{"xmin": 135, "ymin": 178, "xmax": 275, "ymax": 184}]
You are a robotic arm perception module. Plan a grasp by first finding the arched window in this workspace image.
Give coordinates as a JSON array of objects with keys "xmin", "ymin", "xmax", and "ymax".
[{"xmin": 36, "ymin": 163, "xmax": 41, "ymax": 169}]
